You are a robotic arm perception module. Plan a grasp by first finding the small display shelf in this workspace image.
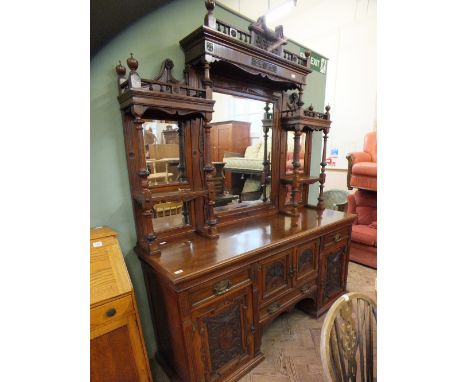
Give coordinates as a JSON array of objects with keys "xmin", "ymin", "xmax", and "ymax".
[{"xmin": 280, "ymin": 175, "xmax": 320, "ymax": 185}]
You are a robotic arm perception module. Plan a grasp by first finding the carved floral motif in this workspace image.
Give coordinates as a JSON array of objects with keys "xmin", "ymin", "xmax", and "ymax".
[
  {"xmin": 298, "ymin": 249, "xmax": 313, "ymax": 273},
  {"xmin": 325, "ymin": 247, "xmax": 345, "ymax": 298},
  {"xmin": 203, "ymin": 301, "xmax": 245, "ymax": 372},
  {"xmin": 265, "ymin": 261, "xmax": 285, "ymax": 291}
]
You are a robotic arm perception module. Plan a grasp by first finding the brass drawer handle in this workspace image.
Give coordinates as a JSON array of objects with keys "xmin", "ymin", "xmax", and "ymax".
[
  {"xmin": 300, "ymin": 285, "xmax": 313, "ymax": 294},
  {"xmin": 267, "ymin": 302, "xmax": 280, "ymax": 314},
  {"xmin": 334, "ymin": 233, "xmax": 342, "ymax": 243},
  {"xmin": 106, "ymin": 308, "xmax": 116, "ymax": 317},
  {"xmin": 213, "ymin": 279, "xmax": 232, "ymax": 296}
]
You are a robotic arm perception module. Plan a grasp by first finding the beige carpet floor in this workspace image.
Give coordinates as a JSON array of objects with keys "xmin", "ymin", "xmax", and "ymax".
[{"xmin": 151, "ymin": 262, "xmax": 377, "ymax": 381}]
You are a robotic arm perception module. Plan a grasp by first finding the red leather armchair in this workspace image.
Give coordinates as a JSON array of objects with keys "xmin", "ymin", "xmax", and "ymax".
[
  {"xmin": 347, "ymin": 131, "xmax": 377, "ymax": 191},
  {"xmin": 347, "ymin": 190, "xmax": 377, "ymax": 269}
]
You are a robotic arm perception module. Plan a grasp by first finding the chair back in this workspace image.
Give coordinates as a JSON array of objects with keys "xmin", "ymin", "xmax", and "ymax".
[
  {"xmin": 363, "ymin": 131, "xmax": 377, "ymax": 162},
  {"xmin": 320, "ymin": 292, "xmax": 377, "ymax": 382}
]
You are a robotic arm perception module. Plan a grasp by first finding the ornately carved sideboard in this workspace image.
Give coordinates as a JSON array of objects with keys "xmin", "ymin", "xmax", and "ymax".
[
  {"xmin": 114, "ymin": 2, "xmax": 356, "ymax": 381},
  {"xmin": 138, "ymin": 209, "xmax": 353, "ymax": 382}
]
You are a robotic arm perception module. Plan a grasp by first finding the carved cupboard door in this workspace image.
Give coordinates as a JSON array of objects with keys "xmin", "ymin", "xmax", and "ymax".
[
  {"xmin": 191, "ymin": 286, "xmax": 254, "ymax": 382},
  {"xmin": 294, "ymin": 239, "xmax": 319, "ymax": 285},
  {"xmin": 319, "ymin": 242, "xmax": 348, "ymax": 307},
  {"xmin": 259, "ymin": 249, "xmax": 293, "ymax": 304}
]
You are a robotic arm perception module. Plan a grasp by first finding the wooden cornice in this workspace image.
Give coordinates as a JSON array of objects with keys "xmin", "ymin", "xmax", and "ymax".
[{"xmin": 180, "ymin": 25, "xmax": 311, "ymax": 88}]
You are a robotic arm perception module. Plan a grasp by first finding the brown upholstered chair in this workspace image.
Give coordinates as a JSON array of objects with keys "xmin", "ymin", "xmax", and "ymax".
[
  {"xmin": 347, "ymin": 131, "xmax": 377, "ymax": 191},
  {"xmin": 320, "ymin": 292, "xmax": 377, "ymax": 382},
  {"xmin": 347, "ymin": 190, "xmax": 377, "ymax": 269}
]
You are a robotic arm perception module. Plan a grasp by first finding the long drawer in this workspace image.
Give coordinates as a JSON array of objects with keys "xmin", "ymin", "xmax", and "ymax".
[{"xmin": 188, "ymin": 267, "xmax": 251, "ymax": 308}]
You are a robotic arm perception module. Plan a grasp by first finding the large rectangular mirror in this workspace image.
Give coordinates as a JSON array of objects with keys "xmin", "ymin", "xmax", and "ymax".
[
  {"xmin": 143, "ymin": 119, "xmax": 187, "ymax": 186},
  {"xmin": 211, "ymin": 92, "xmax": 272, "ymax": 212}
]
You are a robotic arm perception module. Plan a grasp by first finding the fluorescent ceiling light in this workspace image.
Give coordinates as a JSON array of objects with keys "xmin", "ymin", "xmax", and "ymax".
[{"xmin": 265, "ymin": 0, "xmax": 297, "ymax": 23}]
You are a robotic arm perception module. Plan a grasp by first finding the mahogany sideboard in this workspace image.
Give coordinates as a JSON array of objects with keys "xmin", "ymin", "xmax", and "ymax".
[
  {"xmin": 137, "ymin": 208, "xmax": 354, "ymax": 382},
  {"xmin": 112, "ymin": 2, "xmax": 356, "ymax": 381}
]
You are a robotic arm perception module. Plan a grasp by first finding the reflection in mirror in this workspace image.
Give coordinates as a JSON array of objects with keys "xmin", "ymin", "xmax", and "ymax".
[
  {"xmin": 286, "ymin": 131, "xmax": 306, "ymax": 175},
  {"xmin": 211, "ymin": 92, "xmax": 272, "ymax": 212},
  {"xmin": 152, "ymin": 200, "xmax": 190, "ymax": 232},
  {"xmin": 284, "ymin": 131, "xmax": 306, "ymax": 205},
  {"xmin": 143, "ymin": 120, "xmax": 186, "ymax": 186}
]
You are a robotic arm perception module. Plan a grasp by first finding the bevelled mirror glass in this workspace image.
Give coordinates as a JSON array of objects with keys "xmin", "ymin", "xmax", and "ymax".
[
  {"xmin": 143, "ymin": 119, "xmax": 187, "ymax": 186},
  {"xmin": 211, "ymin": 92, "xmax": 273, "ymax": 212},
  {"xmin": 285, "ymin": 130, "xmax": 306, "ymax": 175},
  {"xmin": 284, "ymin": 131, "xmax": 307, "ymax": 205},
  {"xmin": 152, "ymin": 200, "xmax": 190, "ymax": 232}
]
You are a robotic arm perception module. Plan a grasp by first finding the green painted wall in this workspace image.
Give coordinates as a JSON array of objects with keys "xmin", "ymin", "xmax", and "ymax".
[{"xmin": 90, "ymin": 0, "xmax": 326, "ymax": 356}]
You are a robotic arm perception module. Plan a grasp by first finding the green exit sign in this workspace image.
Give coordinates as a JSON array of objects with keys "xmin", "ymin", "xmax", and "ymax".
[{"xmin": 300, "ymin": 48, "xmax": 328, "ymax": 75}]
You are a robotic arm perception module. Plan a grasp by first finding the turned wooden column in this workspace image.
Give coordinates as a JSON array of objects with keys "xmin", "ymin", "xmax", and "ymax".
[
  {"xmin": 177, "ymin": 121, "xmax": 187, "ymax": 182},
  {"xmin": 317, "ymin": 127, "xmax": 329, "ymax": 210},
  {"xmin": 317, "ymin": 105, "xmax": 331, "ymax": 210},
  {"xmin": 290, "ymin": 126, "xmax": 302, "ymax": 216},
  {"xmin": 133, "ymin": 112, "xmax": 160, "ymax": 255},
  {"xmin": 262, "ymin": 102, "xmax": 271, "ymax": 203},
  {"xmin": 203, "ymin": 121, "xmax": 218, "ymax": 237},
  {"xmin": 201, "ymin": 60, "xmax": 218, "ymax": 237}
]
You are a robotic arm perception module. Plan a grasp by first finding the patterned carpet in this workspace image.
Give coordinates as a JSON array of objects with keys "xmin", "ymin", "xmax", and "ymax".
[{"xmin": 152, "ymin": 262, "xmax": 377, "ymax": 381}]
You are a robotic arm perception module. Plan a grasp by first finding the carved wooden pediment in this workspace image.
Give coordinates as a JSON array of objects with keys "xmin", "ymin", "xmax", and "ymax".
[
  {"xmin": 115, "ymin": 55, "xmax": 214, "ymax": 119},
  {"xmin": 248, "ymin": 16, "xmax": 287, "ymax": 55}
]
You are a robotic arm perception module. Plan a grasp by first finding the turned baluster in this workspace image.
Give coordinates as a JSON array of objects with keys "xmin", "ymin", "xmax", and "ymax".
[
  {"xmin": 182, "ymin": 202, "xmax": 189, "ymax": 225},
  {"xmin": 133, "ymin": 115, "xmax": 159, "ymax": 255},
  {"xmin": 177, "ymin": 121, "xmax": 187, "ymax": 182},
  {"xmin": 317, "ymin": 127, "xmax": 329, "ymax": 210},
  {"xmin": 262, "ymin": 102, "xmax": 271, "ymax": 202},
  {"xmin": 203, "ymin": 122, "xmax": 218, "ymax": 237},
  {"xmin": 291, "ymin": 127, "xmax": 302, "ymax": 216},
  {"xmin": 201, "ymin": 61, "xmax": 218, "ymax": 237}
]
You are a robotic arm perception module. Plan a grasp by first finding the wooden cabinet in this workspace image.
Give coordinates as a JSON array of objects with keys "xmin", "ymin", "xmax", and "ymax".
[
  {"xmin": 90, "ymin": 227, "xmax": 152, "ymax": 382},
  {"xmin": 319, "ymin": 242, "xmax": 349, "ymax": 309},
  {"xmin": 211, "ymin": 121, "xmax": 251, "ymax": 162},
  {"xmin": 295, "ymin": 239, "xmax": 319, "ymax": 285},
  {"xmin": 191, "ymin": 285, "xmax": 255, "ymax": 382},
  {"xmin": 137, "ymin": 211, "xmax": 354, "ymax": 381},
  {"xmin": 259, "ymin": 249, "xmax": 293, "ymax": 304}
]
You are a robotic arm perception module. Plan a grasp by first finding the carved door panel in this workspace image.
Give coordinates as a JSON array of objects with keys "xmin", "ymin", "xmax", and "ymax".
[
  {"xmin": 294, "ymin": 239, "xmax": 319, "ymax": 285},
  {"xmin": 192, "ymin": 286, "xmax": 254, "ymax": 382},
  {"xmin": 259, "ymin": 249, "xmax": 293, "ymax": 304},
  {"xmin": 319, "ymin": 242, "xmax": 348, "ymax": 307}
]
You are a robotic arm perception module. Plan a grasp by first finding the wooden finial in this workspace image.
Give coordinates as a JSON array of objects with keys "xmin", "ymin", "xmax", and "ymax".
[
  {"xmin": 325, "ymin": 104, "xmax": 331, "ymax": 114},
  {"xmin": 205, "ymin": 0, "xmax": 215, "ymax": 11},
  {"xmin": 304, "ymin": 50, "xmax": 311, "ymax": 58},
  {"xmin": 204, "ymin": 0, "xmax": 216, "ymax": 28},
  {"xmin": 115, "ymin": 60, "xmax": 126, "ymax": 76},
  {"xmin": 127, "ymin": 53, "xmax": 139, "ymax": 71}
]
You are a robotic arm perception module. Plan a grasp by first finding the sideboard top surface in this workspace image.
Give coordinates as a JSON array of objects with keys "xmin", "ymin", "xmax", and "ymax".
[{"xmin": 139, "ymin": 208, "xmax": 355, "ymax": 285}]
